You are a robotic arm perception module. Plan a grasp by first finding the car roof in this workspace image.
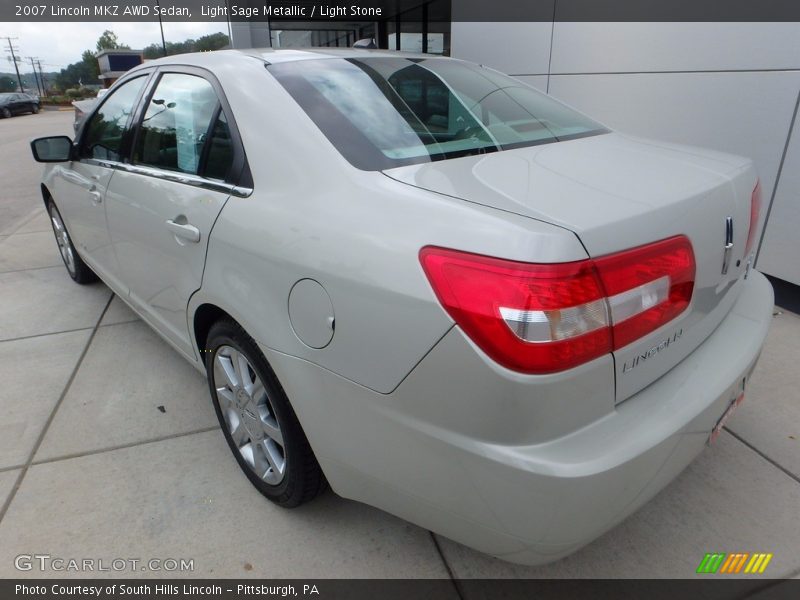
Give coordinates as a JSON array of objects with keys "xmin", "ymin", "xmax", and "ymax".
[
  {"xmin": 139, "ymin": 47, "xmax": 444, "ymax": 69},
  {"xmin": 235, "ymin": 47, "xmax": 437, "ymax": 63}
]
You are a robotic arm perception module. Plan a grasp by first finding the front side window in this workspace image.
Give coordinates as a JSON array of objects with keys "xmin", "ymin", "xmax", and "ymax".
[
  {"xmin": 269, "ymin": 57, "xmax": 607, "ymax": 170},
  {"xmin": 81, "ymin": 76, "xmax": 147, "ymax": 161},
  {"xmin": 134, "ymin": 73, "xmax": 220, "ymax": 175}
]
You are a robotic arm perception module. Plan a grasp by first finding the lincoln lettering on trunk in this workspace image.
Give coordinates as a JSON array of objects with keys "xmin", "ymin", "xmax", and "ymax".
[{"xmin": 622, "ymin": 329, "xmax": 683, "ymax": 373}]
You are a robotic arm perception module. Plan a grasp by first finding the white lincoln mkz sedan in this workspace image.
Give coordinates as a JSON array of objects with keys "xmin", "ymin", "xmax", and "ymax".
[{"xmin": 31, "ymin": 48, "xmax": 773, "ymax": 565}]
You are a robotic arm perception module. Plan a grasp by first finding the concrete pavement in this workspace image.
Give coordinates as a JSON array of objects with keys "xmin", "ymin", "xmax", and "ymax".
[{"xmin": 1, "ymin": 111, "xmax": 798, "ymax": 582}]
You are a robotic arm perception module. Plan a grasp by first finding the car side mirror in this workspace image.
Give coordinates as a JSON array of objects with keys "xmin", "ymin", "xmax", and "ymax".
[{"xmin": 30, "ymin": 136, "xmax": 74, "ymax": 163}]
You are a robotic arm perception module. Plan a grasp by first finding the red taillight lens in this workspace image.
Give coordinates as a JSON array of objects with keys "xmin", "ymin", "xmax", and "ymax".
[
  {"xmin": 419, "ymin": 248, "xmax": 612, "ymax": 373},
  {"xmin": 420, "ymin": 236, "xmax": 695, "ymax": 374},
  {"xmin": 744, "ymin": 179, "xmax": 762, "ymax": 257},
  {"xmin": 593, "ymin": 236, "xmax": 695, "ymax": 349}
]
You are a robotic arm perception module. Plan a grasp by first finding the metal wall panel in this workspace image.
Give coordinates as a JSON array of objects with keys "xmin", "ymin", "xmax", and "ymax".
[
  {"xmin": 450, "ymin": 22, "xmax": 553, "ymax": 75},
  {"xmin": 757, "ymin": 101, "xmax": 800, "ymax": 284},
  {"xmin": 547, "ymin": 71, "xmax": 800, "ymax": 219},
  {"xmin": 451, "ymin": 21, "xmax": 800, "ymax": 284},
  {"xmin": 550, "ymin": 23, "xmax": 800, "ymax": 74},
  {"xmin": 513, "ymin": 75, "xmax": 548, "ymax": 92}
]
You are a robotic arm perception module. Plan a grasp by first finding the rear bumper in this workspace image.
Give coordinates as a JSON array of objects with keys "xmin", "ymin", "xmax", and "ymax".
[{"xmin": 263, "ymin": 271, "xmax": 774, "ymax": 565}]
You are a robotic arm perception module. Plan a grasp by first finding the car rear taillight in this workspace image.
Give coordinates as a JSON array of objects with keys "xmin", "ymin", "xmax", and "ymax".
[
  {"xmin": 592, "ymin": 236, "xmax": 695, "ymax": 350},
  {"xmin": 420, "ymin": 236, "xmax": 695, "ymax": 374},
  {"xmin": 744, "ymin": 179, "xmax": 762, "ymax": 257}
]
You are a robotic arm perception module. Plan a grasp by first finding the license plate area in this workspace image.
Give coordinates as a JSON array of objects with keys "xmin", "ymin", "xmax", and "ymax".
[{"xmin": 709, "ymin": 378, "xmax": 747, "ymax": 445}]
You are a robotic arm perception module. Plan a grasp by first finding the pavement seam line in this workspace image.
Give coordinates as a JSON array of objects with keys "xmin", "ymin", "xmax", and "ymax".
[
  {"xmin": 5, "ymin": 207, "xmax": 44, "ymax": 237},
  {"xmin": 0, "ymin": 264, "xmax": 65, "ymax": 275},
  {"xmin": 0, "ymin": 292, "xmax": 113, "ymax": 526},
  {"xmin": 0, "ymin": 464, "xmax": 25, "ymax": 474},
  {"xmin": 31, "ymin": 426, "xmax": 220, "ymax": 467},
  {"xmin": 429, "ymin": 532, "xmax": 466, "ymax": 599},
  {"xmin": 0, "ymin": 326, "xmax": 95, "ymax": 345},
  {"xmin": 724, "ymin": 426, "xmax": 800, "ymax": 485},
  {"xmin": 1, "ymin": 230, "xmax": 53, "ymax": 238},
  {"xmin": 99, "ymin": 318, "xmax": 141, "ymax": 328}
]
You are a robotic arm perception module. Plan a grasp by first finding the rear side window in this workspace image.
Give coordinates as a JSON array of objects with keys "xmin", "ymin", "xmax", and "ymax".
[
  {"xmin": 134, "ymin": 73, "xmax": 221, "ymax": 176},
  {"xmin": 202, "ymin": 111, "xmax": 234, "ymax": 181},
  {"xmin": 81, "ymin": 76, "xmax": 147, "ymax": 161}
]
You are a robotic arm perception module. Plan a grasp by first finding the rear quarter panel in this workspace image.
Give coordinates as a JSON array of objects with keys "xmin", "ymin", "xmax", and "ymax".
[{"xmin": 192, "ymin": 57, "xmax": 589, "ymax": 393}]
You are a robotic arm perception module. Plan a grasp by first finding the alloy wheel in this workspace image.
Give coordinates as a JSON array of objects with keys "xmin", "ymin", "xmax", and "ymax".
[
  {"xmin": 49, "ymin": 206, "xmax": 77, "ymax": 276},
  {"xmin": 213, "ymin": 345, "xmax": 287, "ymax": 485}
]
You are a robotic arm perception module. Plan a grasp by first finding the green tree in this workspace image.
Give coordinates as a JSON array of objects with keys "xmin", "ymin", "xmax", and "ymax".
[
  {"xmin": 54, "ymin": 50, "xmax": 100, "ymax": 90},
  {"xmin": 96, "ymin": 30, "xmax": 129, "ymax": 52},
  {"xmin": 142, "ymin": 32, "xmax": 230, "ymax": 59},
  {"xmin": 54, "ymin": 28, "xmax": 127, "ymax": 90},
  {"xmin": 194, "ymin": 32, "xmax": 231, "ymax": 52},
  {"xmin": 81, "ymin": 50, "xmax": 100, "ymax": 80},
  {"xmin": 0, "ymin": 76, "xmax": 16, "ymax": 92}
]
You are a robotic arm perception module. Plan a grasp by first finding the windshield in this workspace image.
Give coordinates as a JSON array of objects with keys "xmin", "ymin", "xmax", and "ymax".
[{"xmin": 268, "ymin": 57, "xmax": 607, "ymax": 170}]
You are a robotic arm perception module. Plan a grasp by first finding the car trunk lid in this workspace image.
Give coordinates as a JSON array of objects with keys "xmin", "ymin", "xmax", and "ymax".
[{"xmin": 384, "ymin": 132, "xmax": 758, "ymax": 403}]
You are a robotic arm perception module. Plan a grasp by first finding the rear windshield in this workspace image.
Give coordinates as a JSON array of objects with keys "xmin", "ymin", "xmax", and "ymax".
[{"xmin": 268, "ymin": 57, "xmax": 607, "ymax": 170}]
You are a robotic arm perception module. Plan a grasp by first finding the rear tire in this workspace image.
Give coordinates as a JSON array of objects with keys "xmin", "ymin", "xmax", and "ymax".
[
  {"xmin": 205, "ymin": 318, "xmax": 327, "ymax": 507},
  {"xmin": 1, "ymin": 108, "xmax": 10, "ymax": 119},
  {"xmin": 47, "ymin": 200, "xmax": 98, "ymax": 284}
]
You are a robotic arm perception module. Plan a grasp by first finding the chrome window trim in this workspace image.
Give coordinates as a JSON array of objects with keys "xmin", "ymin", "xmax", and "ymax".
[
  {"xmin": 85, "ymin": 159, "xmax": 253, "ymax": 198},
  {"xmin": 129, "ymin": 65, "xmax": 253, "ymax": 192}
]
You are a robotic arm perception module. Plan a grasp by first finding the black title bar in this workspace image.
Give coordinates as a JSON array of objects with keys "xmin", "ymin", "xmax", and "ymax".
[
  {"xmin": 4, "ymin": 579, "xmax": 800, "ymax": 600},
  {"xmin": 3, "ymin": 1, "xmax": 800, "ymax": 23}
]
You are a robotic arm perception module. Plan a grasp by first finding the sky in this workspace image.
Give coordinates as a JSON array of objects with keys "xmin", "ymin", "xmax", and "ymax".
[{"xmin": 2, "ymin": 21, "xmax": 230, "ymax": 73}]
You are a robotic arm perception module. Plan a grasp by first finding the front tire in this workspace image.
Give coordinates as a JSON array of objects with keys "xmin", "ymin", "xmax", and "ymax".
[
  {"xmin": 205, "ymin": 319, "xmax": 326, "ymax": 507},
  {"xmin": 47, "ymin": 200, "xmax": 98, "ymax": 284},
  {"xmin": 31, "ymin": 104, "xmax": 40, "ymax": 114},
  {"xmin": 1, "ymin": 108, "xmax": 10, "ymax": 118}
]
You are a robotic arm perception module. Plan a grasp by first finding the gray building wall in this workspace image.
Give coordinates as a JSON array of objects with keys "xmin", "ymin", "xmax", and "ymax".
[
  {"xmin": 230, "ymin": 20, "xmax": 271, "ymax": 49},
  {"xmin": 452, "ymin": 22, "xmax": 800, "ymax": 285}
]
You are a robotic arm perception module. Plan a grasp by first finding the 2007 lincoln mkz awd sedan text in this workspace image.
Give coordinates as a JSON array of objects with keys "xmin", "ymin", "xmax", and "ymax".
[{"xmin": 30, "ymin": 48, "xmax": 773, "ymax": 565}]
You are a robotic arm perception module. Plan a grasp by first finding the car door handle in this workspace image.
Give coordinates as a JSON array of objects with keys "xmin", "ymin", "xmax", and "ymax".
[
  {"xmin": 89, "ymin": 190, "xmax": 102, "ymax": 205},
  {"xmin": 165, "ymin": 219, "xmax": 201, "ymax": 243}
]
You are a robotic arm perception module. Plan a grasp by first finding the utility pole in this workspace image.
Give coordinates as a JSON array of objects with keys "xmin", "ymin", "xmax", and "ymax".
[
  {"xmin": 36, "ymin": 60, "xmax": 47, "ymax": 97},
  {"xmin": 155, "ymin": 0, "xmax": 167, "ymax": 56},
  {"xmin": 27, "ymin": 57, "xmax": 42, "ymax": 96},
  {"xmin": 3, "ymin": 36, "xmax": 25, "ymax": 92}
]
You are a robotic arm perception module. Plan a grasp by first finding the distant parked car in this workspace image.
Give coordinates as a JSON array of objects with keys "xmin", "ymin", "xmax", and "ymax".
[
  {"xmin": 71, "ymin": 99, "xmax": 97, "ymax": 133},
  {"xmin": 0, "ymin": 92, "xmax": 40, "ymax": 118},
  {"xmin": 69, "ymin": 90, "xmax": 109, "ymax": 132}
]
